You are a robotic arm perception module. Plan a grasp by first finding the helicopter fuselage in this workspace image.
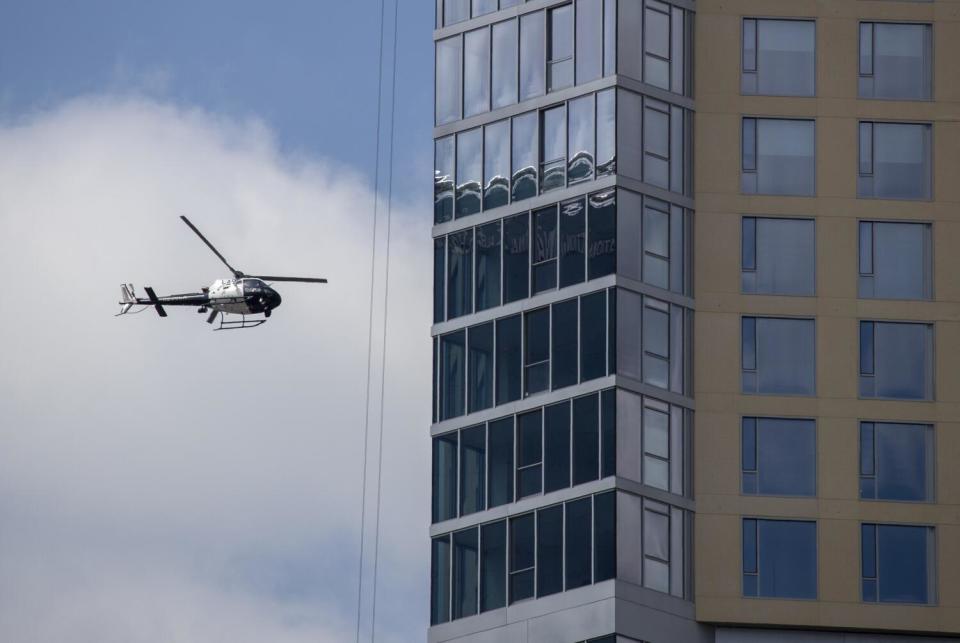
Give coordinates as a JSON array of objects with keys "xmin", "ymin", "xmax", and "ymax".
[{"xmin": 126, "ymin": 278, "xmax": 282, "ymax": 317}]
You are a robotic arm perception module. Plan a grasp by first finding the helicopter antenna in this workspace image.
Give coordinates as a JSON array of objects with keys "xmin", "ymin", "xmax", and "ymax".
[{"xmin": 180, "ymin": 215, "xmax": 244, "ymax": 278}]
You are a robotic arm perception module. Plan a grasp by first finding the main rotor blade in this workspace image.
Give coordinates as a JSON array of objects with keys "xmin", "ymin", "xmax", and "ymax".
[
  {"xmin": 180, "ymin": 215, "xmax": 243, "ymax": 278},
  {"xmin": 250, "ymin": 275, "xmax": 328, "ymax": 284}
]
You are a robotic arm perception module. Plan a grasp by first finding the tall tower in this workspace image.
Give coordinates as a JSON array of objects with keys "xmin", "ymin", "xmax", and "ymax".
[{"xmin": 430, "ymin": 1, "xmax": 959, "ymax": 642}]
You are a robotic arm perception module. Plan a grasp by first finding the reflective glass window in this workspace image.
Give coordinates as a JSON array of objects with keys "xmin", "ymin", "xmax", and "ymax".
[
  {"xmin": 741, "ymin": 19, "xmax": 815, "ymax": 96},
  {"xmin": 444, "ymin": 0, "xmax": 469, "ymax": 26},
  {"xmin": 456, "ymin": 128, "xmax": 482, "ymax": 218},
  {"xmin": 573, "ymin": 394, "xmax": 599, "ymax": 485},
  {"xmin": 860, "ymin": 23, "xmax": 932, "ymax": 100},
  {"xmin": 441, "ymin": 331, "xmax": 466, "ymax": 420},
  {"xmin": 433, "ymin": 433, "xmax": 458, "ymax": 523},
  {"xmin": 447, "ymin": 229, "xmax": 473, "ymax": 319},
  {"xmin": 434, "ymin": 236, "xmax": 445, "ymax": 323},
  {"xmin": 742, "ymin": 317, "xmax": 815, "ymax": 395},
  {"xmin": 517, "ymin": 410, "xmax": 543, "ymax": 498},
  {"xmin": 594, "ymin": 491, "xmax": 616, "ymax": 581},
  {"xmin": 435, "ymin": 136, "xmax": 455, "ymax": 224},
  {"xmin": 468, "ymin": 323, "xmax": 494, "ymax": 413},
  {"xmin": 858, "ymin": 221, "xmax": 932, "ymax": 300},
  {"xmin": 643, "ymin": 298, "xmax": 669, "ymax": 389},
  {"xmin": 743, "ymin": 519, "xmax": 817, "ymax": 599},
  {"xmin": 460, "ymin": 425, "xmax": 486, "ymax": 517},
  {"xmin": 858, "ymin": 121, "xmax": 931, "ymax": 200},
  {"xmin": 544, "ymin": 401, "xmax": 571, "ymax": 493},
  {"xmin": 520, "ymin": 11, "xmax": 546, "ymax": 101},
  {"xmin": 452, "ymin": 527, "xmax": 479, "ymax": 619},
  {"xmin": 473, "ymin": 0, "xmax": 497, "ymax": 18},
  {"xmin": 436, "ymin": 36, "xmax": 462, "ymax": 125},
  {"xmin": 532, "ymin": 206, "xmax": 558, "ymax": 293},
  {"xmin": 464, "ymin": 28, "xmax": 490, "ymax": 118},
  {"xmin": 741, "ymin": 217, "xmax": 815, "ymax": 295},
  {"xmin": 643, "ymin": 502, "xmax": 670, "ymax": 593},
  {"xmin": 596, "ymin": 89, "xmax": 616, "ymax": 177},
  {"xmin": 568, "ymin": 95, "xmax": 596, "ymax": 184},
  {"xmin": 541, "ymin": 105, "xmax": 567, "ymax": 193},
  {"xmin": 537, "ymin": 505, "xmax": 564, "ymax": 597},
  {"xmin": 580, "ymin": 290, "xmax": 607, "ymax": 382},
  {"xmin": 512, "ymin": 112, "xmax": 538, "ymax": 202},
  {"xmin": 860, "ymin": 422, "xmax": 934, "ymax": 502},
  {"xmin": 548, "ymin": 4, "xmax": 574, "ymax": 91},
  {"xmin": 862, "ymin": 524, "xmax": 934, "ymax": 604},
  {"xmin": 503, "ymin": 213, "xmax": 529, "ymax": 303},
  {"xmin": 643, "ymin": 402, "xmax": 670, "ymax": 490},
  {"xmin": 644, "ymin": 1, "xmax": 670, "ymax": 89},
  {"xmin": 566, "ymin": 498, "xmax": 592, "ymax": 589},
  {"xmin": 588, "ymin": 190, "xmax": 616, "ymax": 279},
  {"xmin": 481, "ymin": 521, "xmax": 507, "ymax": 612},
  {"xmin": 475, "ymin": 221, "xmax": 502, "ymax": 312},
  {"xmin": 600, "ymin": 389, "xmax": 616, "ymax": 478},
  {"xmin": 741, "ymin": 418, "xmax": 816, "ymax": 496},
  {"xmin": 859, "ymin": 321, "xmax": 933, "ymax": 400},
  {"xmin": 495, "ymin": 315, "xmax": 522, "ymax": 405},
  {"xmin": 492, "ymin": 20, "xmax": 519, "ymax": 109},
  {"xmin": 643, "ymin": 199, "xmax": 670, "ymax": 290},
  {"xmin": 552, "ymin": 298, "xmax": 579, "ymax": 390},
  {"xmin": 488, "ymin": 417, "xmax": 514, "ymax": 507},
  {"xmin": 525, "ymin": 308, "xmax": 550, "ymax": 396},
  {"xmin": 559, "ymin": 198, "xmax": 586, "ymax": 288},
  {"xmin": 576, "ymin": 0, "xmax": 603, "ymax": 84},
  {"xmin": 431, "ymin": 535, "xmax": 451, "ymax": 624},
  {"xmin": 484, "ymin": 120, "xmax": 511, "ymax": 210},
  {"xmin": 644, "ymin": 99, "xmax": 670, "ymax": 188},
  {"xmin": 604, "ymin": 0, "xmax": 617, "ymax": 77},
  {"xmin": 509, "ymin": 514, "xmax": 535, "ymax": 603},
  {"xmin": 741, "ymin": 118, "xmax": 815, "ymax": 196}
]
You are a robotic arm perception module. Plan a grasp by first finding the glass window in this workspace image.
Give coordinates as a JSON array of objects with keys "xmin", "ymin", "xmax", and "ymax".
[
  {"xmin": 566, "ymin": 497, "xmax": 592, "ymax": 589},
  {"xmin": 742, "ymin": 317, "xmax": 815, "ymax": 395},
  {"xmin": 456, "ymin": 128, "xmax": 482, "ymax": 218},
  {"xmin": 580, "ymin": 290, "xmax": 607, "ymax": 382},
  {"xmin": 452, "ymin": 527, "xmax": 479, "ymax": 619},
  {"xmin": 532, "ymin": 206, "xmax": 558, "ymax": 293},
  {"xmin": 433, "ymin": 433, "xmax": 458, "ymax": 523},
  {"xmin": 520, "ymin": 11, "xmax": 546, "ymax": 101},
  {"xmin": 670, "ymin": 6, "xmax": 685, "ymax": 95},
  {"xmin": 537, "ymin": 505, "xmax": 564, "ymax": 597},
  {"xmin": 604, "ymin": 0, "xmax": 617, "ymax": 77},
  {"xmin": 596, "ymin": 89, "xmax": 616, "ymax": 177},
  {"xmin": 431, "ymin": 535, "xmax": 451, "ymax": 624},
  {"xmin": 742, "ymin": 118, "xmax": 815, "ymax": 196},
  {"xmin": 644, "ymin": 98, "xmax": 670, "ymax": 189},
  {"xmin": 743, "ymin": 519, "xmax": 817, "ymax": 599},
  {"xmin": 447, "ymin": 229, "xmax": 473, "ymax": 320},
  {"xmin": 741, "ymin": 19, "xmax": 815, "ymax": 96},
  {"xmin": 509, "ymin": 513, "xmax": 535, "ymax": 603},
  {"xmin": 601, "ymin": 389, "xmax": 616, "ymax": 479},
  {"xmin": 496, "ymin": 315, "xmax": 522, "ymax": 405},
  {"xmin": 525, "ymin": 308, "xmax": 550, "ymax": 396},
  {"xmin": 434, "ymin": 237, "xmax": 446, "ymax": 323},
  {"xmin": 481, "ymin": 521, "xmax": 507, "ymax": 612},
  {"xmin": 643, "ymin": 502, "xmax": 670, "ymax": 593},
  {"xmin": 552, "ymin": 298, "xmax": 579, "ymax": 390},
  {"xmin": 492, "ymin": 20, "xmax": 519, "ymax": 110},
  {"xmin": 444, "ymin": 0, "xmax": 469, "ymax": 26},
  {"xmin": 576, "ymin": 0, "xmax": 603, "ymax": 84},
  {"xmin": 548, "ymin": 4, "xmax": 574, "ymax": 91},
  {"xmin": 573, "ymin": 394, "xmax": 599, "ymax": 485},
  {"xmin": 503, "ymin": 213, "xmax": 529, "ymax": 303},
  {"xmin": 859, "ymin": 221, "xmax": 932, "ymax": 300},
  {"xmin": 475, "ymin": 221, "xmax": 502, "ymax": 312},
  {"xmin": 468, "ymin": 323, "xmax": 494, "ymax": 413},
  {"xmin": 484, "ymin": 120, "xmax": 511, "ymax": 210},
  {"xmin": 541, "ymin": 105, "xmax": 567, "ymax": 193},
  {"xmin": 517, "ymin": 410, "xmax": 543, "ymax": 498},
  {"xmin": 860, "ymin": 23, "xmax": 932, "ymax": 100},
  {"xmin": 434, "ymin": 136, "xmax": 455, "ymax": 224},
  {"xmin": 862, "ymin": 524, "xmax": 935, "ymax": 604},
  {"xmin": 643, "ymin": 401, "xmax": 670, "ymax": 490},
  {"xmin": 860, "ymin": 422, "xmax": 934, "ymax": 502},
  {"xmin": 644, "ymin": 1, "xmax": 670, "ymax": 89},
  {"xmin": 464, "ymin": 28, "xmax": 490, "ymax": 118},
  {"xmin": 568, "ymin": 95, "xmax": 596, "ymax": 184},
  {"xmin": 859, "ymin": 321, "xmax": 933, "ymax": 400},
  {"xmin": 741, "ymin": 217, "xmax": 815, "ymax": 295},
  {"xmin": 436, "ymin": 36, "xmax": 462, "ymax": 125},
  {"xmin": 473, "ymin": 0, "xmax": 497, "ymax": 18},
  {"xmin": 741, "ymin": 417, "xmax": 816, "ymax": 496},
  {"xmin": 588, "ymin": 190, "xmax": 616, "ymax": 279},
  {"xmin": 858, "ymin": 121, "xmax": 932, "ymax": 200},
  {"xmin": 594, "ymin": 491, "xmax": 616, "ymax": 581},
  {"xmin": 488, "ymin": 417, "xmax": 514, "ymax": 508},
  {"xmin": 643, "ymin": 298, "xmax": 669, "ymax": 389},
  {"xmin": 441, "ymin": 331, "xmax": 466, "ymax": 420},
  {"xmin": 512, "ymin": 112, "xmax": 538, "ymax": 202},
  {"xmin": 544, "ymin": 401, "xmax": 571, "ymax": 493},
  {"xmin": 559, "ymin": 198, "xmax": 586, "ymax": 288},
  {"xmin": 643, "ymin": 198, "xmax": 670, "ymax": 290}
]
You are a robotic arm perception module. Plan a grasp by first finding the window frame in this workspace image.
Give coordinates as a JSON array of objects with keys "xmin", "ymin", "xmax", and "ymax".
[
  {"xmin": 857, "ymin": 120, "xmax": 933, "ymax": 201},
  {"xmin": 861, "ymin": 522, "xmax": 937, "ymax": 604},
  {"xmin": 858, "ymin": 21, "xmax": 934, "ymax": 101},
  {"xmin": 741, "ymin": 116, "xmax": 817, "ymax": 197},
  {"xmin": 741, "ymin": 416, "xmax": 817, "ymax": 497},
  {"xmin": 741, "ymin": 315, "xmax": 817, "ymax": 397},
  {"xmin": 740, "ymin": 215, "xmax": 817, "ymax": 296},
  {"xmin": 740, "ymin": 17, "xmax": 817, "ymax": 97},
  {"xmin": 859, "ymin": 421, "xmax": 936, "ymax": 503},
  {"xmin": 859, "ymin": 319, "xmax": 935, "ymax": 401}
]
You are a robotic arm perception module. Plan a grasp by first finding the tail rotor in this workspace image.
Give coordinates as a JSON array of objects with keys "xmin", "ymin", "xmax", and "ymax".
[{"xmin": 116, "ymin": 284, "xmax": 136, "ymax": 316}]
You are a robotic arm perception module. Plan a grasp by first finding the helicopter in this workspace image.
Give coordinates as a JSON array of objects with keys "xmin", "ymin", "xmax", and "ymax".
[{"xmin": 117, "ymin": 216, "xmax": 327, "ymax": 330}]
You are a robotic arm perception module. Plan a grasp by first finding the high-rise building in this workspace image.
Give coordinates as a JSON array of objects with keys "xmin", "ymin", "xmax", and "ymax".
[{"xmin": 429, "ymin": 2, "xmax": 959, "ymax": 642}]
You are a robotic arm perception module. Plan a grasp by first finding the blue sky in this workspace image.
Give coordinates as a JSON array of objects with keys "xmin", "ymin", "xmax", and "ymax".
[
  {"xmin": 0, "ymin": 2, "xmax": 434, "ymax": 641},
  {"xmin": 0, "ymin": 0, "xmax": 434, "ymax": 200}
]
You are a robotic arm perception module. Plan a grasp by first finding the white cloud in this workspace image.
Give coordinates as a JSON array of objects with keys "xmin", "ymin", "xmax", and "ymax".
[{"xmin": 0, "ymin": 96, "xmax": 430, "ymax": 642}]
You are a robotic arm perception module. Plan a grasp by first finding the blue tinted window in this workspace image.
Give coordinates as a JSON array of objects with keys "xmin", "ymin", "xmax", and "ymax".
[
  {"xmin": 481, "ymin": 521, "xmax": 507, "ymax": 612},
  {"xmin": 544, "ymin": 402, "xmax": 571, "ymax": 493},
  {"xmin": 860, "ymin": 321, "xmax": 933, "ymax": 400},
  {"xmin": 452, "ymin": 528, "xmax": 479, "ymax": 619},
  {"xmin": 559, "ymin": 198, "xmax": 586, "ymax": 288},
  {"xmin": 496, "ymin": 315, "xmax": 522, "ymax": 405},
  {"xmin": 565, "ymin": 497, "xmax": 593, "ymax": 589},
  {"xmin": 503, "ymin": 213, "xmax": 530, "ymax": 303},
  {"xmin": 863, "ymin": 524, "xmax": 934, "ymax": 604},
  {"xmin": 742, "ymin": 418, "xmax": 816, "ymax": 496},
  {"xmin": 468, "ymin": 323, "xmax": 494, "ymax": 413},
  {"xmin": 475, "ymin": 221, "xmax": 501, "ymax": 312},
  {"xmin": 743, "ymin": 317, "xmax": 815, "ymax": 395},
  {"xmin": 573, "ymin": 394, "xmax": 599, "ymax": 485},
  {"xmin": 537, "ymin": 505, "xmax": 564, "ymax": 597},
  {"xmin": 517, "ymin": 410, "xmax": 543, "ymax": 498},
  {"xmin": 860, "ymin": 422, "xmax": 933, "ymax": 502},
  {"xmin": 509, "ymin": 514, "xmax": 535, "ymax": 603},
  {"xmin": 551, "ymin": 299, "xmax": 578, "ymax": 390},
  {"xmin": 744, "ymin": 520, "xmax": 817, "ymax": 599},
  {"xmin": 459, "ymin": 424, "xmax": 486, "ymax": 516},
  {"xmin": 441, "ymin": 331, "xmax": 466, "ymax": 420},
  {"xmin": 488, "ymin": 417, "xmax": 514, "ymax": 508},
  {"xmin": 593, "ymin": 491, "xmax": 616, "ymax": 581}
]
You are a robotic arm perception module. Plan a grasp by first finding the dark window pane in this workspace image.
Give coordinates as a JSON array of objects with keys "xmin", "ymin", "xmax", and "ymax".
[
  {"xmin": 532, "ymin": 206, "xmax": 558, "ymax": 293},
  {"xmin": 492, "ymin": 20, "xmax": 519, "ymax": 110},
  {"xmin": 742, "ymin": 118, "xmax": 756, "ymax": 172},
  {"xmin": 594, "ymin": 491, "xmax": 616, "ymax": 581},
  {"xmin": 433, "ymin": 433, "xmax": 458, "ymax": 523},
  {"xmin": 752, "ymin": 317, "xmax": 816, "ymax": 395},
  {"xmin": 544, "ymin": 401, "xmax": 571, "ymax": 493},
  {"xmin": 741, "ymin": 217, "xmax": 756, "ymax": 270},
  {"xmin": 481, "ymin": 521, "xmax": 507, "ymax": 612},
  {"xmin": 873, "ymin": 322, "xmax": 932, "ymax": 400},
  {"xmin": 755, "ymin": 418, "xmax": 816, "ymax": 496},
  {"xmin": 517, "ymin": 410, "xmax": 543, "ymax": 498},
  {"xmin": 484, "ymin": 121, "xmax": 511, "ymax": 210},
  {"xmin": 447, "ymin": 229, "xmax": 473, "ymax": 319},
  {"xmin": 512, "ymin": 113, "xmax": 538, "ymax": 202},
  {"xmin": 475, "ymin": 221, "xmax": 502, "ymax": 312},
  {"xmin": 573, "ymin": 394, "xmax": 600, "ymax": 485},
  {"xmin": 742, "ymin": 519, "xmax": 757, "ymax": 574},
  {"xmin": 860, "ymin": 321, "xmax": 874, "ymax": 375},
  {"xmin": 607, "ymin": 289, "xmax": 616, "ymax": 374},
  {"xmin": 559, "ymin": 198, "xmax": 586, "ymax": 288},
  {"xmin": 510, "ymin": 514, "xmax": 535, "ymax": 603},
  {"xmin": 860, "ymin": 423, "xmax": 875, "ymax": 477},
  {"xmin": 862, "ymin": 524, "xmax": 877, "ymax": 579},
  {"xmin": 741, "ymin": 417, "xmax": 757, "ymax": 472},
  {"xmin": 468, "ymin": 323, "xmax": 494, "ymax": 413},
  {"xmin": 537, "ymin": 505, "xmax": 564, "ymax": 597},
  {"xmin": 496, "ymin": 315, "xmax": 522, "ymax": 405},
  {"xmin": 441, "ymin": 331, "xmax": 466, "ymax": 420},
  {"xmin": 552, "ymin": 299, "xmax": 579, "ymax": 390},
  {"xmin": 460, "ymin": 424, "xmax": 486, "ymax": 516},
  {"xmin": 757, "ymin": 520, "xmax": 817, "ymax": 599},
  {"xmin": 580, "ymin": 291, "xmax": 607, "ymax": 382},
  {"xmin": 876, "ymin": 423, "xmax": 931, "ymax": 501},
  {"xmin": 742, "ymin": 317, "xmax": 756, "ymax": 371},
  {"xmin": 431, "ymin": 535, "xmax": 451, "ymax": 624},
  {"xmin": 525, "ymin": 308, "xmax": 550, "ymax": 396},
  {"xmin": 576, "ymin": 0, "xmax": 603, "ymax": 84},
  {"xmin": 503, "ymin": 214, "xmax": 530, "ymax": 303},
  {"xmin": 488, "ymin": 417, "xmax": 514, "ymax": 508},
  {"xmin": 435, "ymin": 137, "xmax": 455, "ymax": 223},
  {"xmin": 878, "ymin": 524, "xmax": 930, "ymax": 603},
  {"xmin": 434, "ymin": 236, "xmax": 446, "ymax": 323},
  {"xmin": 601, "ymin": 389, "xmax": 616, "ymax": 478},
  {"xmin": 520, "ymin": 11, "xmax": 546, "ymax": 101},
  {"xmin": 862, "ymin": 222, "xmax": 931, "ymax": 300},
  {"xmin": 565, "ymin": 498, "xmax": 593, "ymax": 589},
  {"xmin": 747, "ymin": 217, "xmax": 816, "ymax": 296},
  {"xmin": 453, "ymin": 528, "xmax": 479, "ymax": 619},
  {"xmin": 588, "ymin": 190, "xmax": 616, "ymax": 279}
]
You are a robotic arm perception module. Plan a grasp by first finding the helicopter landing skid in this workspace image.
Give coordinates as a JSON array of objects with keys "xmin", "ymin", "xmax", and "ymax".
[{"xmin": 212, "ymin": 313, "xmax": 267, "ymax": 331}]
